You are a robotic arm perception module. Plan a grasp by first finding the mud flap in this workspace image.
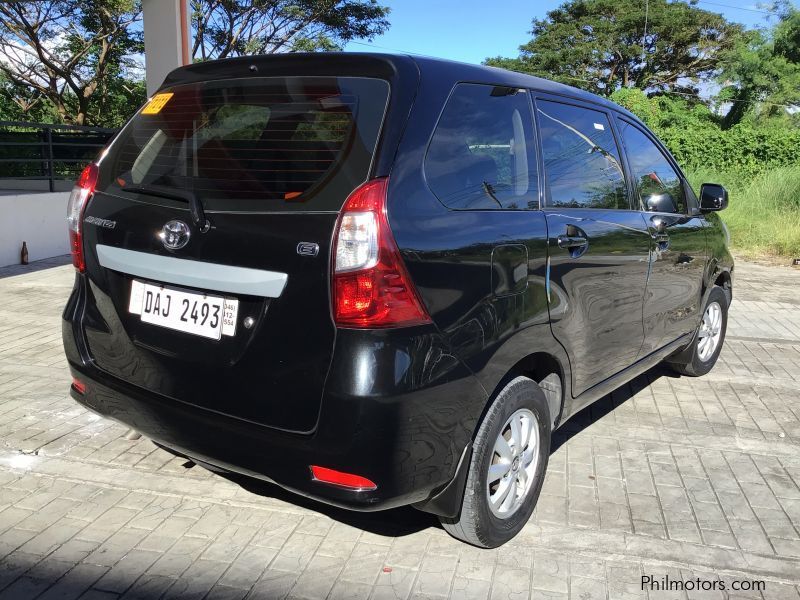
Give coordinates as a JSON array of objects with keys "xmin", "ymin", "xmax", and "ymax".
[{"xmin": 412, "ymin": 443, "xmax": 472, "ymax": 518}]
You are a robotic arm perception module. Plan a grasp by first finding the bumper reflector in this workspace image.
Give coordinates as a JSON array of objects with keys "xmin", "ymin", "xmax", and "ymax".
[
  {"xmin": 310, "ymin": 466, "xmax": 377, "ymax": 491},
  {"xmin": 71, "ymin": 377, "xmax": 86, "ymax": 395}
]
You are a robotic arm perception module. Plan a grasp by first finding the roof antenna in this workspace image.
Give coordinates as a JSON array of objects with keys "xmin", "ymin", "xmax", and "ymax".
[{"xmin": 642, "ymin": 0, "xmax": 649, "ymax": 63}]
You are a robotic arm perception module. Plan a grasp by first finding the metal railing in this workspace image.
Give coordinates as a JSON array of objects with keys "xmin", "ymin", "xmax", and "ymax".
[{"xmin": 0, "ymin": 121, "xmax": 118, "ymax": 192}]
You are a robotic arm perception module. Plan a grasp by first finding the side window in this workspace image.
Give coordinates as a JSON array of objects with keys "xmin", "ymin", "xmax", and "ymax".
[
  {"xmin": 425, "ymin": 84, "xmax": 538, "ymax": 210},
  {"xmin": 619, "ymin": 120, "xmax": 687, "ymax": 214},
  {"xmin": 536, "ymin": 100, "xmax": 628, "ymax": 210}
]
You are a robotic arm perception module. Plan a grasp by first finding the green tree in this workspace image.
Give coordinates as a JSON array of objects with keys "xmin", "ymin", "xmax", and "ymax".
[
  {"xmin": 609, "ymin": 87, "xmax": 717, "ymax": 132},
  {"xmin": 0, "ymin": 0, "xmax": 144, "ymax": 125},
  {"xmin": 717, "ymin": 8, "xmax": 800, "ymax": 128},
  {"xmin": 0, "ymin": 72, "xmax": 58, "ymax": 122},
  {"xmin": 191, "ymin": 0, "xmax": 390, "ymax": 60},
  {"xmin": 486, "ymin": 0, "xmax": 742, "ymax": 96}
]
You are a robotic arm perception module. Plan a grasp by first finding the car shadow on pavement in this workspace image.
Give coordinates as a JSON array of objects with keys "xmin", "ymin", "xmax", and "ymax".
[
  {"xmin": 551, "ymin": 363, "xmax": 677, "ymax": 452},
  {"xmin": 217, "ymin": 471, "xmax": 442, "ymax": 537},
  {"xmin": 200, "ymin": 364, "xmax": 677, "ymax": 539}
]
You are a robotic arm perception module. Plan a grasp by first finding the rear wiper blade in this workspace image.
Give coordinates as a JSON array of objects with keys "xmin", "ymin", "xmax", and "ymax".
[{"xmin": 123, "ymin": 184, "xmax": 211, "ymax": 232}]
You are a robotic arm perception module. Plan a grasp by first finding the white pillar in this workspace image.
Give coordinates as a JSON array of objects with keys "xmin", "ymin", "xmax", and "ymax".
[{"xmin": 142, "ymin": 0, "xmax": 191, "ymax": 96}]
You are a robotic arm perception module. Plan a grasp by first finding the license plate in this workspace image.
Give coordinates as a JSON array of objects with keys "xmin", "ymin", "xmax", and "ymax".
[{"xmin": 128, "ymin": 280, "xmax": 238, "ymax": 340}]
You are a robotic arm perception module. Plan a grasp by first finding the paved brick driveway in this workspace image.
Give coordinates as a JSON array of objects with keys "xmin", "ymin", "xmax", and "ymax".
[{"xmin": 1, "ymin": 257, "xmax": 799, "ymax": 600}]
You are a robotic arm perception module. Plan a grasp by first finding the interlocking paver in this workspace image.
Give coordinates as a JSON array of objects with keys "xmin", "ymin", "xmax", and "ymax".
[{"xmin": 1, "ymin": 257, "xmax": 800, "ymax": 599}]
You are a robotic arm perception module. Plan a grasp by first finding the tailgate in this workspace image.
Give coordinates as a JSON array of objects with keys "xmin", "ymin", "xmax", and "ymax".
[{"xmin": 79, "ymin": 74, "xmax": 390, "ymax": 433}]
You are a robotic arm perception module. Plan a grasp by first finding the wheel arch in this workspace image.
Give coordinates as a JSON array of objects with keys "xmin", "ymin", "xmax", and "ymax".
[
  {"xmin": 483, "ymin": 351, "xmax": 569, "ymax": 432},
  {"xmin": 714, "ymin": 268, "xmax": 733, "ymax": 305},
  {"xmin": 702, "ymin": 257, "xmax": 734, "ymax": 308},
  {"xmin": 417, "ymin": 352, "xmax": 566, "ymax": 520}
]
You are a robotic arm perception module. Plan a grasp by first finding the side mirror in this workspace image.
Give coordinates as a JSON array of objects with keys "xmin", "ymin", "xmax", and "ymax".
[{"xmin": 699, "ymin": 183, "xmax": 728, "ymax": 212}]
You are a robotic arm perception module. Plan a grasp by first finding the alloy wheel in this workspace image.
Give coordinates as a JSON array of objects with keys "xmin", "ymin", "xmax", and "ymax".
[
  {"xmin": 697, "ymin": 301, "xmax": 723, "ymax": 362},
  {"xmin": 486, "ymin": 408, "xmax": 540, "ymax": 518}
]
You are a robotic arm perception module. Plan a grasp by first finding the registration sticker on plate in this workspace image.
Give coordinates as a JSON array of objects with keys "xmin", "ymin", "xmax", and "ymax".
[{"xmin": 129, "ymin": 280, "xmax": 238, "ymax": 340}]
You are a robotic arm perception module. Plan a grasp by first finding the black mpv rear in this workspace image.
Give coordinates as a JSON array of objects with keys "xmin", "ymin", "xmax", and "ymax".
[{"xmin": 64, "ymin": 53, "xmax": 733, "ymax": 547}]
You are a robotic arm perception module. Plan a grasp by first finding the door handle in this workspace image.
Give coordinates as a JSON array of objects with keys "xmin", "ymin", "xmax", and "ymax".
[
  {"xmin": 651, "ymin": 232, "xmax": 670, "ymax": 244},
  {"xmin": 557, "ymin": 235, "xmax": 588, "ymax": 249},
  {"xmin": 649, "ymin": 216, "xmax": 670, "ymax": 249}
]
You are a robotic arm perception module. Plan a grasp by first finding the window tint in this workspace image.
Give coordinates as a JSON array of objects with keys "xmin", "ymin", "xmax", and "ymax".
[
  {"xmin": 536, "ymin": 100, "xmax": 627, "ymax": 210},
  {"xmin": 425, "ymin": 84, "xmax": 538, "ymax": 210},
  {"xmin": 100, "ymin": 77, "xmax": 389, "ymax": 211},
  {"xmin": 619, "ymin": 121, "xmax": 687, "ymax": 214}
]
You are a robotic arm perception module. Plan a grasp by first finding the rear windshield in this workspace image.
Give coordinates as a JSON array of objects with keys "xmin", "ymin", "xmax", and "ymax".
[{"xmin": 98, "ymin": 76, "xmax": 389, "ymax": 212}]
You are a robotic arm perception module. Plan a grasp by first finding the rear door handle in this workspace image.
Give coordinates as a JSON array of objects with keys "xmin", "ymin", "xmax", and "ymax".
[
  {"xmin": 557, "ymin": 235, "xmax": 588, "ymax": 249},
  {"xmin": 650, "ymin": 216, "xmax": 670, "ymax": 248},
  {"xmin": 651, "ymin": 232, "xmax": 670, "ymax": 243}
]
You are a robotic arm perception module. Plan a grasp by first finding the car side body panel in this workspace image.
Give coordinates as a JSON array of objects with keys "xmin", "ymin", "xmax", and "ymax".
[{"xmin": 386, "ymin": 60, "xmax": 565, "ymax": 426}]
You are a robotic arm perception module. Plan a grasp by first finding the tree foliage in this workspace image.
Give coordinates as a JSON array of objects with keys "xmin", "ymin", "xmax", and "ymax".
[
  {"xmin": 610, "ymin": 87, "xmax": 800, "ymax": 177},
  {"xmin": 487, "ymin": 0, "xmax": 799, "ymax": 182},
  {"xmin": 609, "ymin": 88, "xmax": 716, "ymax": 131},
  {"xmin": 0, "ymin": 0, "xmax": 144, "ymax": 125},
  {"xmin": 717, "ymin": 8, "xmax": 800, "ymax": 128},
  {"xmin": 191, "ymin": 0, "xmax": 390, "ymax": 60},
  {"xmin": 0, "ymin": 0, "xmax": 390, "ymax": 126},
  {"xmin": 486, "ymin": 0, "xmax": 742, "ymax": 96}
]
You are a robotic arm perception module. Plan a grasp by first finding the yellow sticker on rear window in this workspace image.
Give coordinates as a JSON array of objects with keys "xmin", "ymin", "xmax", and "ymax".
[{"xmin": 141, "ymin": 92, "xmax": 174, "ymax": 115}]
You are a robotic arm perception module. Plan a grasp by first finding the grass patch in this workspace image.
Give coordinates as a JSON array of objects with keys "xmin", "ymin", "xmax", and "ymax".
[{"xmin": 686, "ymin": 167, "xmax": 800, "ymax": 259}]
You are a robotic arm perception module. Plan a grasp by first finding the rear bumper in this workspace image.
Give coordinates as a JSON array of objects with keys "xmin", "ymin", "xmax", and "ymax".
[
  {"xmin": 66, "ymin": 359, "xmax": 479, "ymax": 512},
  {"xmin": 64, "ymin": 280, "xmax": 487, "ymax": 513}
]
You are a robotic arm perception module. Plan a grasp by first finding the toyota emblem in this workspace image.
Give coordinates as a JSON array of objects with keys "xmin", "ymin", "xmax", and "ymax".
[{"xmin": 159, "ymin": 220, "xmax": 191, "ymax": 250}]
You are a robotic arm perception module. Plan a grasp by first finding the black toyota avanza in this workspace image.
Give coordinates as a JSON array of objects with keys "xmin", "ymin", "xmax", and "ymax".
[{"xmin": 63, "ymin": 53, "xmax": 733, "ymax": 548}]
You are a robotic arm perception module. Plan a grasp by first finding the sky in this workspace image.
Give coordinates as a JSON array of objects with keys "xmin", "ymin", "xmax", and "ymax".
[{"xmin": 343, "ymin": 0, "xmax": 789, "ymax": 65}]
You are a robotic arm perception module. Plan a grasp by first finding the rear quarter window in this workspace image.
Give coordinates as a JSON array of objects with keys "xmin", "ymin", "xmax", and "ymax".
[
  {"xmin": 424, "ymin": 83, "xmax": 539, "ymax": 210},
  {"xmin": 98, "ymin": 77, "xmax": 389, "ymax": 212}
]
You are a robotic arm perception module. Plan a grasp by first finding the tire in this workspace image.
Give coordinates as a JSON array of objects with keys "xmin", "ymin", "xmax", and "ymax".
[
  {"xmin": 668, "ymin": 285, "xmax": 728, "ymax": 377},
  {"xmin": 440, "ymin": 376, "xmax": 551, "ymax": 548}
]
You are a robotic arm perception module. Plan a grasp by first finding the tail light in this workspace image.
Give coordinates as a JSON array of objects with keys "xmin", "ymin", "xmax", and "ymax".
[
  {"xmin": 310, "ymin": 465, "xmax": 377, "ymax": 491},
  {"xmin": 331, "ymin": 178, "xmax": 432, "ymax": 328},
  {"xmin": 67, "ymin": 163, "xmax": 99, "ymax": 272}
]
